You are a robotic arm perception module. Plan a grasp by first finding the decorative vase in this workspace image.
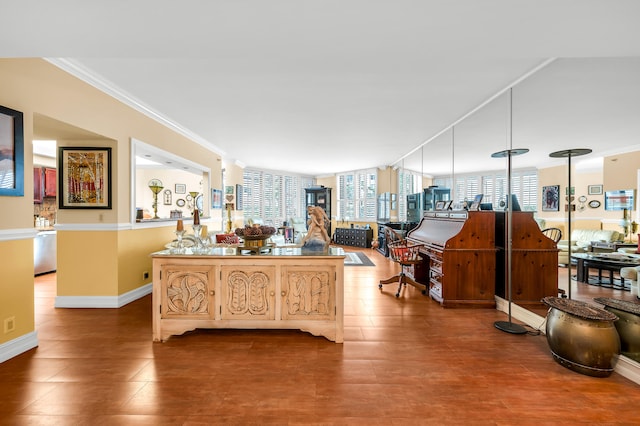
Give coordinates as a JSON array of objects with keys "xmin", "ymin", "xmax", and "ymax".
[
  {"xmin": 595, "ymin": 297, "xmax": 640, "ymax": 363},
  {"xmin": 542, "ymin": 297, "xmax": 620, "ymax": 377}
]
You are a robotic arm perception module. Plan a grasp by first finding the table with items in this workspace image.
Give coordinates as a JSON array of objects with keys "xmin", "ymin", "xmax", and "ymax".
[
  {"xmin": 571, "ymin": 252, "xmax": 640, "ymax": 290},
  {"xmin": 151, "ymin": 246, "xmax": 345, "ymax": 343}
]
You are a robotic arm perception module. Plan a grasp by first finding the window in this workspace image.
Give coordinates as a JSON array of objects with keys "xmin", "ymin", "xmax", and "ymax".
[
  {"xmin": 336, "ymin": 169, "xmax": 377, "ymax": 221},
  {"xmin": 243, "ymin": 169, "xmax": 314, "ymax": 226},
  {"xmin": 435, "ymin": 169, "xmax": 538, "ymax": 211},
  {"xmin": 397, "ymin": 169, "xmax": 421, "ymax": 221}
]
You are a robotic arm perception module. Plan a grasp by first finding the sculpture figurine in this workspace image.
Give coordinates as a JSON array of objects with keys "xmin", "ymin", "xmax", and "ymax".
[{"xmin": 300, "ymin": 205, "xmax": 330, "ymax": 251}]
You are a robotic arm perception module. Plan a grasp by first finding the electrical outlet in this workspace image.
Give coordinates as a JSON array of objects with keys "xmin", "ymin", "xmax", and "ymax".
[
  {"xmin": 4, "ymin": 316, "xmax": 15, "ymax": 333},
  {"xmin": 143, "ymin": 271, "xmax": 149, "ymax": 280}
]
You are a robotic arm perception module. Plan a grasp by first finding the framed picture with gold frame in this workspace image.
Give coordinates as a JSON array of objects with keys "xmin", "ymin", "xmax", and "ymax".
[{"xmin": 58, "ymin": 147, "xmax": 112, "ymax": 209}]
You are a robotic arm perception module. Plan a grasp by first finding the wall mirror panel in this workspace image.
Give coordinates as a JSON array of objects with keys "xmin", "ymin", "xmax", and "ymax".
[
  {"xmin": 443, "ymin": 57, "xmax": 640, "ymax": 364},
  {"xmin": 132, "ymin": 138, "xmax": 211, "ymax": 224}
]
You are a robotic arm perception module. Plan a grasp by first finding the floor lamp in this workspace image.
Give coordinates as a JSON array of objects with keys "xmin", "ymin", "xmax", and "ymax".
[
  {"xmin": 549, "ymin": 148, "xmax": 592, "ymax": 300},
  {"xmin": 493, "ymin": 148, "xmax": 529, "ymax": 335}
]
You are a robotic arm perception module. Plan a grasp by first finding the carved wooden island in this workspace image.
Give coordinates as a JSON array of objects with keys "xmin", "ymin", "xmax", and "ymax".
[{"xmin": 151, "ymin": 246, "xmax": 345, "ymax": 342}]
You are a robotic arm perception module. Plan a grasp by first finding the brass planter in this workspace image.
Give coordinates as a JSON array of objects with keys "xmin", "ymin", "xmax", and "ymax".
[
  {"xmin": 594, "ymin": 297, "xmax": 640, "ymax": 362},
  {"xmin": 543, "ymin": 297, "xmax": 620, "ymax": 377}
]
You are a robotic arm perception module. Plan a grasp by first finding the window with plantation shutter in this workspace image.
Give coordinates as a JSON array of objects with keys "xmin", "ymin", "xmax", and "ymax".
[
  {"xmin": 396, "ymin": 169, "xmax": 422, "ymax": 221},
  {"xmin": 243, "ymin": 169, "xmax": 314, "ymax": 226},
  {"xmin": 336, "ymin": 168, "xmax": 377, "ymax": 221},
  {"xmin": 435, "ymin": 169, "xmax": 537, "ymax": 210}
]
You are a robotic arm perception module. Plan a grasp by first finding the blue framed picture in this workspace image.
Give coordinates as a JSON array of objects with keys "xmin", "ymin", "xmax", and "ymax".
[{"xmin": 0, "ymin": 105, "xmax": 24, "ymax": 197}]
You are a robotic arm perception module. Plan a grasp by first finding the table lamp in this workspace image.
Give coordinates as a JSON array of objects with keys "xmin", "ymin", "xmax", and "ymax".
[{"xmin": 148, "ymin": 179, "xmax": 164, "ymax": 219}]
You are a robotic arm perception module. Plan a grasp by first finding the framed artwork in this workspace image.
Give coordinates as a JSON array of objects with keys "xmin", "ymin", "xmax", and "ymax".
[
  {"xmin": 174, "ymin": 183, "xmax": 186, "ymax": 194},
  {"xmin": 588, "ymin": 184, "xmax": 603, "ymax": 195},
  {"xmin": 0, "ymin": 105, "xmax": 24, "ymax": 196},
  {"xmin": 435, "ymin": 201, "xmax": 445, "ymax": 210},
  {"xmin": 163, "ymin": 189, "xmax": 172, "ymax": 205},
  {"xmin": 468, "ymin": 194, "xmax": 483, "ymax": 211},
  {"xmin": 565, "ymin": 186, "xmax": 575, "ymax": 195},
  {"xmin": 225, "ymin": 185, "xmax": 234, "ymax": 194},
  {"xmin": 542, "ymin": 185, "xmax": 560, "ymax": 212},
  {"xmin": 235, "ymin": 184, "xmax": 243, "ymax": 210},
  {"xmin": 58, "ymin": 147, "xmax": 112, "ymax": 209},
  {"xmin": 211, "ymin": 188, "xmax": 223, "ymax": 209}
]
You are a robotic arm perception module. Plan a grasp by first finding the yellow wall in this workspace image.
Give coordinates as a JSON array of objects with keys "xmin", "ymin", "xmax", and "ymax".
[
  {"xmin": 0, "ymin": 239, "xmax": 34, "ymax": 344},
  {"xmin": 0, "ymin": 58, "xmax": 222, "ymax": 348},
  {"xmin": 56, "ymin": 231, "xmax": 118, "ymax": 296},
  {"xmin": 538, "ymin": 151, "xmax": 639, "ymax": 240},
  {"xmin": 117, "ymin": 226, "xmax": 176, "ymax": 294}
]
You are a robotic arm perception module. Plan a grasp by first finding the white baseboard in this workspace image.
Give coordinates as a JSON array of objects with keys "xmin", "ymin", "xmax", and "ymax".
[
  {"xmin": 55, "ymin": 283, "xmax": 152, "ymax": 308},
  {"xmin": 0, "ymin": 331, "xmax": 38, "ymax": 363},
  {"xmin": 496, "ymin": 296, "xmax": 640, "ymax": 385}
]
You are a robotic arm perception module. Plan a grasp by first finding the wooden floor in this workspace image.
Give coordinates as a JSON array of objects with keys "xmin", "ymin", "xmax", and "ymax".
[{"xmin": 1, "ymin": 247, "xmax": 639, "ymax": 425}]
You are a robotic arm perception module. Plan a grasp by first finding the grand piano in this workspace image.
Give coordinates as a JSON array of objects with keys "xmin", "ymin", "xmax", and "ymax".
[{"xmin": 407, "ymin": 210, "xmax": 558, "ymax": 308}]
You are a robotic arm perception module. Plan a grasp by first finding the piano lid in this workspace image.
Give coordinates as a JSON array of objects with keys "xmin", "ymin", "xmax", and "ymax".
[{"xmin": 407, "ymin": 211, "xmax": 467, "ymax": 247}]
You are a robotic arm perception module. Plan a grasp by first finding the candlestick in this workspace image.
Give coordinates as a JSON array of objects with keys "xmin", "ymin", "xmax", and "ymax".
[
  {"xmin": 176, "ymin": 219, "xmax": 184, "ymax": 232},
  {"xmin": 193, "ymin": 209, "xmax": 200, "ymax": 225}
]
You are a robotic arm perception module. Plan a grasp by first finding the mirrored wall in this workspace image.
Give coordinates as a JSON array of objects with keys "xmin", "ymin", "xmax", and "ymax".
[{"xmin": 393, "ymin": 57, "xmax": 640, "ymax": 353}]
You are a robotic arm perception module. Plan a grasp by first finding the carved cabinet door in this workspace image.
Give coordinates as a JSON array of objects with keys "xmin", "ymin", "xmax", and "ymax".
[
  {"xmin": 220, "ymin": 265, "xmax": 276, "ymax": 320},
  {"xmin": 161, "ymin": 264, "xmax": 216, "ymax": 319},
  {"xmin": 281, "ymin": 266, "xmax": 335, "ymax": 321}
]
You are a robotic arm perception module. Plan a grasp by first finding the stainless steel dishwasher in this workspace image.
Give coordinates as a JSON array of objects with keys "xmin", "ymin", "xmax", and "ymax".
[{"xmin": 34, "ymin": 230, "xmax": 57, "ymax": 275}]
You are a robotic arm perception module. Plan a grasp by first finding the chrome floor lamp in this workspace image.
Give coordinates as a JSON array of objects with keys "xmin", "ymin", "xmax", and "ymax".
[
  {"xmin": 549, "ymin": 148, "xmax": 592, "ymax": 300},
  {"xmin": 493, "ymin": 148, "xmax": 529, "ymax": 335}
]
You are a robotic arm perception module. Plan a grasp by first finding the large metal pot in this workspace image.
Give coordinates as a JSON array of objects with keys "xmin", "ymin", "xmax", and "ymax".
[
  {"xmin": 594, "ymin": 297, "xmax": 640, "ymax": 363},
  {"xmin": 542, "ymin": 297, "xmax": 620, "ymax": 377}
]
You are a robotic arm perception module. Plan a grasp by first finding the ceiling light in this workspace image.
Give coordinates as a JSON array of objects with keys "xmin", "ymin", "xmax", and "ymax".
[{"xmin": 135, "ymin": 156, "xmax": 162, "ymax": 166}]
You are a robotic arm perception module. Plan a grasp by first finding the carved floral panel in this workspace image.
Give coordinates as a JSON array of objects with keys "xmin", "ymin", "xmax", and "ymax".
[
  {"xmin": 162, "ymin": 264, "xmax": 215, "ymax": 318},
  {"xmin": 282, "ymin": 267, "xmax": 334, "ymax": 320},
  {"xmin": 221, "ymin": 266, "xmax": 276, "ymax": 320}
]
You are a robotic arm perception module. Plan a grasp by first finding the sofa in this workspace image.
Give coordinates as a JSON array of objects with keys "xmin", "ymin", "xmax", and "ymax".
[{"xmin": 557, "ymin": 229, "xmax": 624, "ymax": 265}]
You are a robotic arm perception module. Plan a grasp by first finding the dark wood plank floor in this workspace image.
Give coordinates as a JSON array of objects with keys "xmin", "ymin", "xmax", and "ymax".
[{"xmin": 1, "ymin": 247, "xmax": 639, "ymax": 425}]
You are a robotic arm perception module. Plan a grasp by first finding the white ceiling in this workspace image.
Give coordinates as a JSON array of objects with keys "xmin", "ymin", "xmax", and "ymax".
[{"xmin": 4, "ymin": 1, "xmax": 640, "ymax": 176}]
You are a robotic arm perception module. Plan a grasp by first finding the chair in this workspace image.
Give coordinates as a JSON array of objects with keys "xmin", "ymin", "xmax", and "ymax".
[
  {"xmin": 378, "ymin": 228, "xmax": 427, "ymax": 297},
  {"xmin": 290, "ymin": 217, "xmax": 308, "ymax": 243},
  {"xmin": 541, "ymin": 227, "xmax": 562, "ymax": 243}
]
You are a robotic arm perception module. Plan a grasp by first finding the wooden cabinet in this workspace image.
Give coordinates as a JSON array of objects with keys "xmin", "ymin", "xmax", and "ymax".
[
  {"xmin": 494, "ymin": 212, "xmax": 559, "ymax": 308},
  {"xmin": 33, "ymin": 167, "xmax": 56, "ymax": 202},
  {"xmin": 408, "ymin": 211, "xmax": 497, "ymax": 308},
  {"xmin": 305, "ymin": 186, "xmax": 332, "ymax": 236},
  {"xmin": 44, "ymin": 168, "xmax": 56, "ymax": 197},
  {"xmin": 334, "ymin": 227, "xmax": 373, "ymax": 248},
  {"xmin": 407, "ymin": 211, "xmax": 559, "ymax": 309},
  {"xmin": 33, "ymin": 167, "xmax": 43, "ymax": 203},
  {"xmin": 152, "ymin": 251, "xmax": 343, "ymax": 342}
]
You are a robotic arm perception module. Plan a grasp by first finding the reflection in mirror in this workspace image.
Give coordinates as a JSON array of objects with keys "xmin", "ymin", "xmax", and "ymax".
[
  {"xmin": 132, "ymin": 139, "xmax": 211, "ymax": 224},
  {"xmin": 452, "ymin": 92, "xmax": 511, "ymax": 210},
  {"xmin": 511, "ymin": 58, "xmax": 640, "ymax": 306}
]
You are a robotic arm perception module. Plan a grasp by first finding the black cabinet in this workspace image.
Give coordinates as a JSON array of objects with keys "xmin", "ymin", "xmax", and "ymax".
[
  {"xmin": 334, "ymin": 228, "xmax": 373, "ymax": 248},
  {"xmin": 305, "ymin": 186, "xmax": 332, "ymax": 236},
  {"xmin": 377, "ymin": 222, "xmax": 418, "ymax": 256},
  {"xmin": 423, "ymin": 186, "xmax": 450, "ymax": 211}
]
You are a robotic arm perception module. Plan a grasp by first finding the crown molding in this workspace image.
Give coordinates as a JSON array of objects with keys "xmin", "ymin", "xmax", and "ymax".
[{"xmin": 45, "ymin": 58, "xmax": 225, "ymax": 157}]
